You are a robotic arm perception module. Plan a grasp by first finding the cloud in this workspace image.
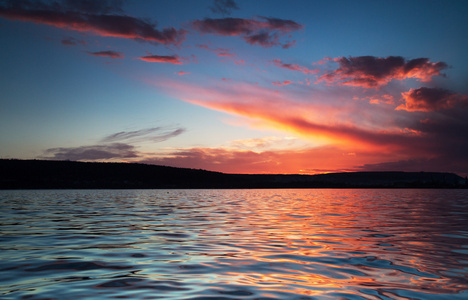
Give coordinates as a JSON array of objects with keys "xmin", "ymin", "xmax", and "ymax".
[
  {"xmin": 43, "ymin": 143, "xmax": 139, "ymax": 161},
  {"xmin": 273, "ymin": 59, "xmax": 318, "ymax": 74},
  {"xmin": 137, "ymin": 54, "xmax": 183, "ymax": 64},
  {"xmin": 397, "ymin": 87, "xmax": 468, "ymax": 112},
  {"xmin": 210, "ymin": 0, "xmax": 239, "ymax": 16},
  {"xmin": 196, "ymin": 44, "xmax": 229, "ymax": 53},
  {"xmin": 217, "ymin": 52, "xmax": 235, "ymax": 57},
  {"xmin": 319, "ymin": 56, "xmax": 448, "ymax": 88},
  {"xmin": 87, "ymin": 50, "xmax": 123, "ymax": 59},
  {"xmin": 0, "ymin": 0, "xmax": 186, "ymax": 45},
  {"xmin": 176, "ymin": 71, "xmax": 190, "ymax": 76},
  {"xmin": 272, "ymin": 80, "xmax": 293, "ymax": 86},
  {"xmin": 101, "ymin": 127, "xmax": 185, "ymax": 143},
  {"xmin": 191, "ymin": 16, "xmax": 302, "ymax": 47},
  {"xmin": 61, "ymin": 37, "xmax": 87, "ymax": 46}
]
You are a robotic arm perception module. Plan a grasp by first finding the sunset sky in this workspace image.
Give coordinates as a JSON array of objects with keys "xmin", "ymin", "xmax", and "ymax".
[{"xmin": 1, "ymin": 0, "xmax": 468, "ymax": 175}]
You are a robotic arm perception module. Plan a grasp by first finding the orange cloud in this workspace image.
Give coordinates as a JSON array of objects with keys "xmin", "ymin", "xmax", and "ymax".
[
  {"xmin": 154, "ymin": 80, "xmax": 427, "ymax": 154},
  {"xmin": 397, "ymin": 87, "xmax": 468, "ymax": 112}
]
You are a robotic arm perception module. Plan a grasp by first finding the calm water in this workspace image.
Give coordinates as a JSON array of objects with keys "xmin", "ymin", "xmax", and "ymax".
[{"xmin": 1, "ymin": 189, "xmax": 467, "ymax": 299}]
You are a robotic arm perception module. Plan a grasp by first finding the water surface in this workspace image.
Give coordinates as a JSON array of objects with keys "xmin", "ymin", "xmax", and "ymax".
[{"xmin": 1, "ymin": 189, "xmax": 467, "ymax": 299}]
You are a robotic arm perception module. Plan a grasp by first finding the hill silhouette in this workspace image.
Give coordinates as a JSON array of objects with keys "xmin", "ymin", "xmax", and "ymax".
[{"xmin": 0, "ymin": 159, "xmax": 466, "ymax": 189}]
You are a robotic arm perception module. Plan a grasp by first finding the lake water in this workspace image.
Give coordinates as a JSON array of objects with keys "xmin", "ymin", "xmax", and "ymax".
[{"xmin": 1, "ymin": 189, "xmax": 467, "ymax": 299}]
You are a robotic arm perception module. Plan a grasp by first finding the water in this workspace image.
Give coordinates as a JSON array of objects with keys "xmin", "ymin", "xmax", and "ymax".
[{"xmin": 1, "ymin": 189, "xmax": 467, "ymax": 299}]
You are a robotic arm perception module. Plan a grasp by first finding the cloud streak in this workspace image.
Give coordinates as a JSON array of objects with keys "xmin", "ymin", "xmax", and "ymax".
[
  {"xmin": 137, "ymin": 55, "xmax": 183, "ymax": 64},
  {"xmin": 87, "ymin": 50, "xmax": 123, "ymax": 59},
  {"xmin": 319, "ymin": 56, "xmax": 447, "ymax": 88},
  {"xmin": 273, "ymin": 59, "xmax": 318, "ymax": 74},
  {"xmin": 41, "ymin": 126, "xmax": 185, "ymax": 161},
  {"xmin": 0, "ymin": 0, "xmax": 186, "ymax": 45},
  {"xmin": 101, "ymin": 127, "xmax": 185, "ymax": 143}
]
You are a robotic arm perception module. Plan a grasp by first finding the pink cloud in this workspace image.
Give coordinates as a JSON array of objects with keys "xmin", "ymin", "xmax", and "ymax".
[
  {"xmin": 138, "ymin": 54, "xmax": 183, "ymax": 64},
  {"xmin": 273, "ymin": 80, "xmax": 293, "ymax": 86},
  {"xmin": 0, "ymin": 1, "xmax": 186, "ymax": 45},
  {"xmin": 87, "ymin": 50, "xmax": 123, "ymax": 59},
  {"xmin": 319, "ymin": 56, "xmax": 447, "ymax": 88},
  {"xmin": 397, "ymin": 87, "xmax": 468, "ymax": 112},
  {"xmin": 217, "ymin": 52, "xmax": 235, "ymax": 57},
  {"xmin": 196, "ymin": 44, "xmax": 229, "ymax": 53},
  {"xmin": 273, "ymin": 59, "xmax": 318, "ymax": 74},
  {"xmin": 176, "ymin": 71, "xmax": 190, "ymax": 76}
]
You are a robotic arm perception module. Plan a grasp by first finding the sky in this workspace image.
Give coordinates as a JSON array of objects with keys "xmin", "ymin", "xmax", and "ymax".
[{"xmin": 1, "ymin": 0, "xmax": 468, "ymax": 176}]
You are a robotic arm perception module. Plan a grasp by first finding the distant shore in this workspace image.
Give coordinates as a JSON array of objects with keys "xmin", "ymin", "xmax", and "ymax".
[{"xmin": 1, "ymin": 159, "xmax": 466, "ymax": 189}]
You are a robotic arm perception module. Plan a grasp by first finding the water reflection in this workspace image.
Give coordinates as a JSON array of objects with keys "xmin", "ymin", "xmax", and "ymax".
[{"xmin": 1, "ymin": 189, "xmax": 467, "ymax": 299}]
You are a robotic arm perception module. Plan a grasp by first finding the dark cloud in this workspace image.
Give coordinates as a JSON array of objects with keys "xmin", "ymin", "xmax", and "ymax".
[
  {"xmin": 43, "ymin": 143, "xmax": 139, "ymax": 161},
  {"xmin": 273, "ymin": 59, "xmax": 318, "ymax": 74},
  {"xmin": 319, "ymin": 56, "xmax": 448, "ymax": 88},
  {"xmin": 137, "ymin": 54, "xmax": 183, "ymax": 64},
  {"xmin": 0, "ymin": 0, "xmax": 186, "ymax": 45},
  {"xmin": 397, "ymin": 87, "xmax": 468, "ymax": 112},
  {"xmin": 41, "ymin": 126, "xmax": 185, "ymax": 161},
  {"xmin": 191, "ymin": 16, "xmax": 302, "ymax": 48},
  {"xmin": 61, "ymin": 36, "xmax": 86, "ymax": 46},
  {"xmin": 87, "ymin": 50, "xmax": 123, "ymax": 59},
  {"xmin": 60, "ymin": 0, "xmax": 123, "ymax": 14},
  {"xmin": 101, "ymin": 127, "xmax": 185, "ymax": 143},
  {"xmin": 243, "ymin": 31, "xmax": 279, "ymax": 47},
  {"xmin": 210, "ymin": 0, "xmax": 239, "ymax": 16}
]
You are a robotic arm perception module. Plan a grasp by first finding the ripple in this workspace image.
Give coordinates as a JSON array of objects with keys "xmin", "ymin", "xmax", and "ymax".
[{"xmin": 1, "ymin": 189, "xmax": 467, "ymax": 299}]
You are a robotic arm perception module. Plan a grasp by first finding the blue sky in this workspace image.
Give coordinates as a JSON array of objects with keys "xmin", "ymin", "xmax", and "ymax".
[{"xmin": 1, "ymin": 0, "xmax": 468, "ymax": 175}]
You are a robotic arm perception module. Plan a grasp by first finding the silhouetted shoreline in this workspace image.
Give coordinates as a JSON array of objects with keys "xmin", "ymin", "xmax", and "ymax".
[{"xmin": 1, "ymin": 159, "xmax": 466, "ymax": 189}]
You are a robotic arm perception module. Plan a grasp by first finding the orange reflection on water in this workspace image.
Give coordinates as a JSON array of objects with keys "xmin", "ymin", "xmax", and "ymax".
[{"xmin": 194, "ymin": 189, "xmax": 468, "ymax": 297}]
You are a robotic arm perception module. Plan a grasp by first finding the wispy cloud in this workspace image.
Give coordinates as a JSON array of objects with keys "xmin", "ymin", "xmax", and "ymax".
[
  {"xmin": 191, "ymin": 16, "xmax": 302, "ymax": 48},
  {"xmin": 61, "ymin": 37, "xmax": 87, "ymax": 46},
  {"xmin": 87, "ymin": 50, "xmax": 123, "ymax": 59},
  {"xmin": 41, "ymin": 126, "xmax": 185, "ymax": 161},
  {"xmin": 272, "ymin": 80, "xmax": 293, "ymax": 86},
  {"xmin": 0, "ymin": 0, "xmax": 186, "ymax": 45},
  {"xmin": 101, "ymin": 127, "xmax": 185, "ymax": 143},
  {"xmin": 273, "ymin": 59, "xmax": 318, "ymax": 74},
  {"xmin": 137, "ymin": 54, "xmax": 183, "ymax": 64},
  {"xmin": 210, "ymin": 0, "xmax": 239, "ymax": 16},
  {"xmin": 319, "ymin": 56, "xmax": 447, "ymax": 88}
]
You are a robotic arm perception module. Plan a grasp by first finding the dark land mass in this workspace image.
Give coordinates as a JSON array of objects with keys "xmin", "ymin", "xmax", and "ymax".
[{"xmin": 1, "ymin": 159, "xmax": 466, "ymax": 189}]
